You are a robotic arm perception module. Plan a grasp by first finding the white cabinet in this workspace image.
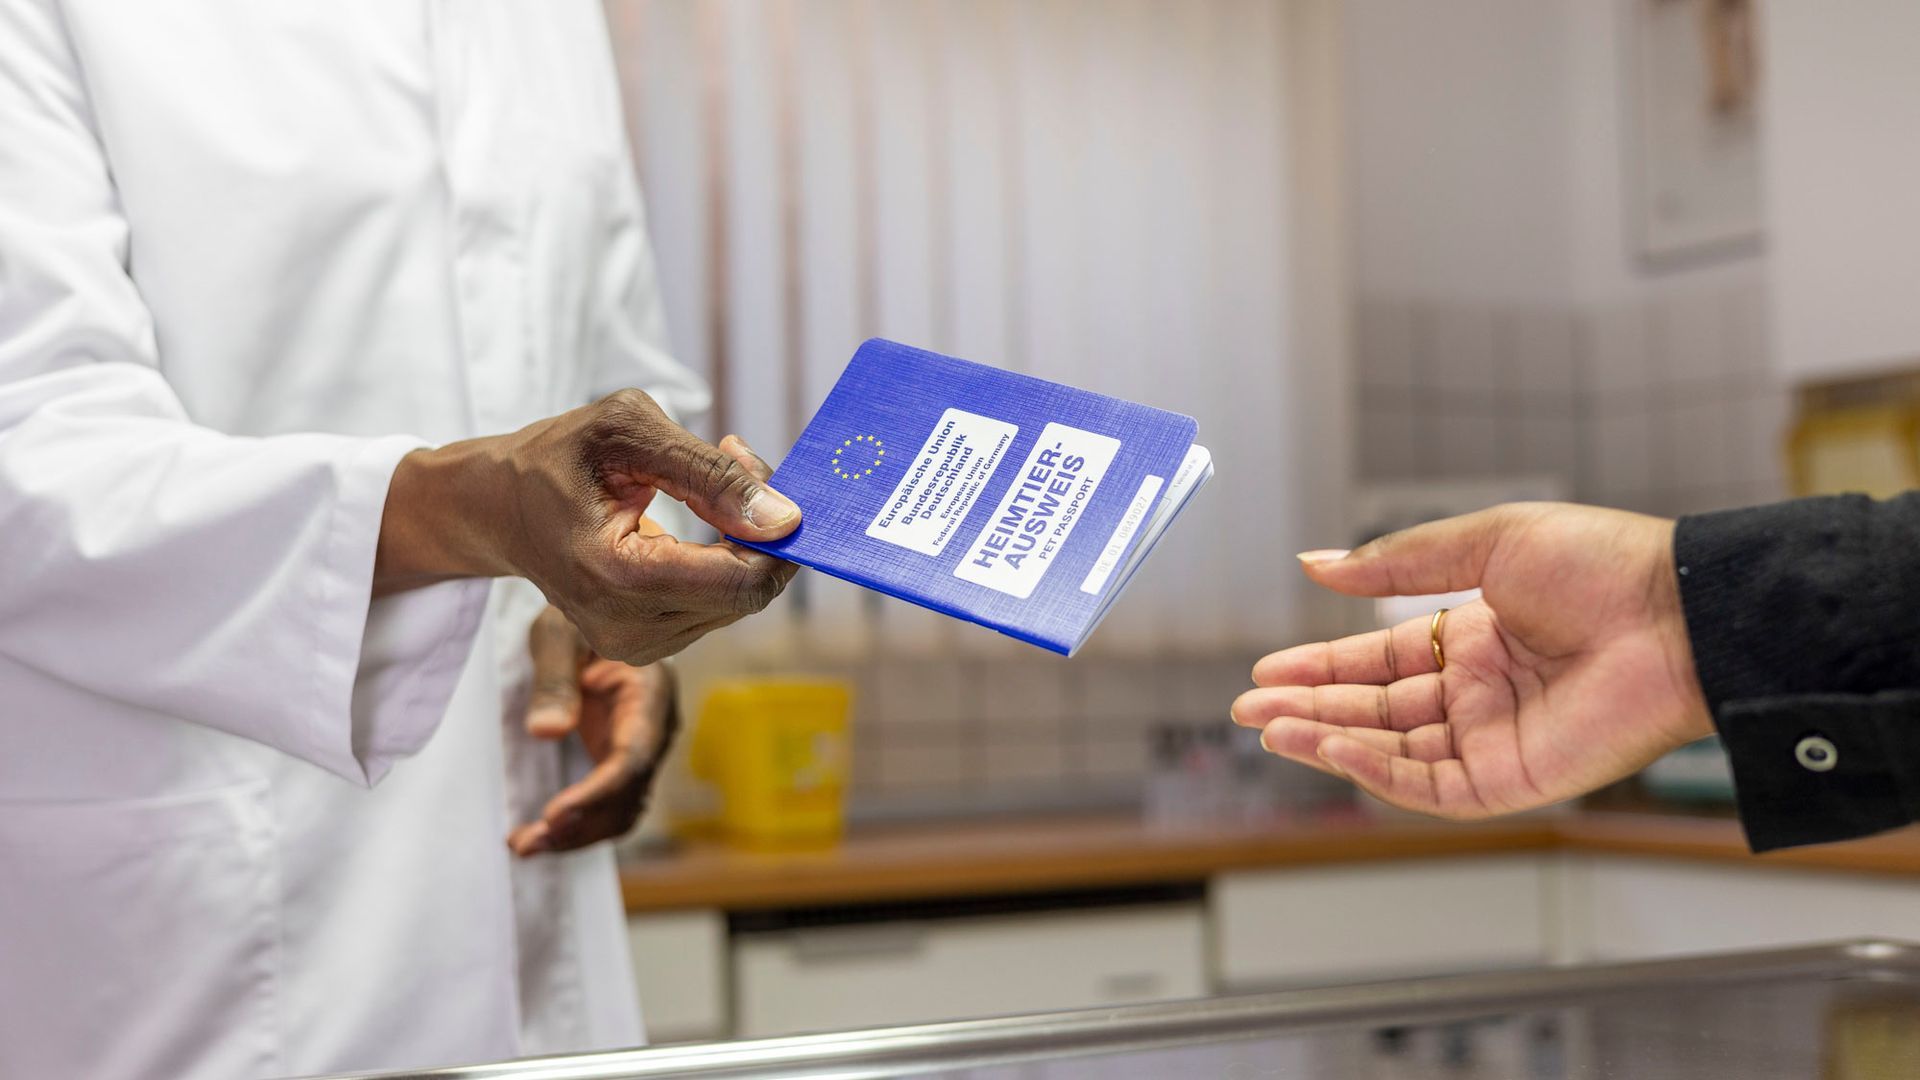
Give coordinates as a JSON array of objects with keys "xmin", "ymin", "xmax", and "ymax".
[
  {"xmin": 1211, "ymin": 857, "xmax": 1552, "ymax": 990},
  {"xmin": 1564, "ymin": 857, "xmax": 1920, "ymax": 962},
  {"xmin": 1763, "ymin": 0, "xmax": 1920, "ymax": 381},
  {"xmin": 633, "ymin": 850, "xmax": 1920, "ymax": 1045},
  {"xmin": 731, "ymin": 903, "xmax": 1207, "ymax": 1038},
  {"xmin": 629, "ymin": 910, "xmax": 730, "ymax": 1044}
]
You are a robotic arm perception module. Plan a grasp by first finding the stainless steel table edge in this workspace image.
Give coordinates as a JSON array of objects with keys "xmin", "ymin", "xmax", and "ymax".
[{"xmin": 302, "ymin": 939, "xmax": 1918, "ymax": 1080}]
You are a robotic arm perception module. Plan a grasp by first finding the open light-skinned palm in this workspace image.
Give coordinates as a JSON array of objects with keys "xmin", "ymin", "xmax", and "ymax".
[{"xmin": 1231, "ymin": 503, "xmax": 1717, "ymax": 818}]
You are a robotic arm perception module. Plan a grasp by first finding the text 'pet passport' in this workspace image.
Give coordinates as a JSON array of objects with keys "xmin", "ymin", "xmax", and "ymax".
[{"xmin": 731, "ymin": 339, "xmax": 1213, "ymax": 655}]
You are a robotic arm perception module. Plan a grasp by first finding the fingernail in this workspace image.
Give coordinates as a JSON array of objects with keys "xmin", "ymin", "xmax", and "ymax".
[
  {"xmin": 744, "ymin": 486, "xmax": 800, "ymax": 528},
  {"xmin": 1297, "ymin": 549, "xmax": 1351, "ymax": 565}
]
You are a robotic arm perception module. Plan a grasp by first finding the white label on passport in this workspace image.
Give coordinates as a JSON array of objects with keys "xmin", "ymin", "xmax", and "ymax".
[
  {"xmin": 866, "ymin": 407, "xmax": 1019, "ymax": 556},
  {"xmin": 954, "ymin": 423, "xmax": 1121, "ymax": 599},
  {"xmin": 1080, "ymin": 472, "xmax": 1165, "ymax": 596}
]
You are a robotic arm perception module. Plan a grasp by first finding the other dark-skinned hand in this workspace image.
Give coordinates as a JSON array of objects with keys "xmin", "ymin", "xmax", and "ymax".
[{"xmin": 508, "ymin": 594, "xmax": 679, "ymax": 858}]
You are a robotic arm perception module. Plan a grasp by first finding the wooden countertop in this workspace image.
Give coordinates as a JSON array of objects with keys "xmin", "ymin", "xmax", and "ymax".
[{"xmin": 619, "ymin": 811, "xmax": 1920, "ymax": 914}]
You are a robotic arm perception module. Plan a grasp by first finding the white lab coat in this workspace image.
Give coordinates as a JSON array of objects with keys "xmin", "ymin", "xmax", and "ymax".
[{"xmin": 0, "ymin": 2, "xmax": 708, "ymax": 1076}]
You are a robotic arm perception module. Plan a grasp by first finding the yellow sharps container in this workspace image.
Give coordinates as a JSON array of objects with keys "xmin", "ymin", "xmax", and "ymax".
[{"xmin": 690, "ymin": 679, "xmax": 851, "ymax": 850}]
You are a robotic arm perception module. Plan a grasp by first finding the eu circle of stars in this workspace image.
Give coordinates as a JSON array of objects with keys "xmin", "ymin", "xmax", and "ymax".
[{"xmin": 832, "ymin": 434, "xmax": 885, "ymax": 480}]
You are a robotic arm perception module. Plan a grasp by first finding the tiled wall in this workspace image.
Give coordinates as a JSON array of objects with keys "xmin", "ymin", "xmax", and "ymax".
[
  {"xmin": 805, "ymin": 653, "xmax": 1261, "ymax": 810},
  {"xmin": 1582, "ymin": 276, "xmax": 1791, "ymax": 516},
  {"xmin": 675, "ymin": 269, "xmax": 1790, "ymax": 822},
  {"xmin": 1356, "ymin": 266, "xmax": 1791, "ymax": 518},
  {"xmin": 669, "ymin": 642, "xmax": 1356, "ymax": 820}
]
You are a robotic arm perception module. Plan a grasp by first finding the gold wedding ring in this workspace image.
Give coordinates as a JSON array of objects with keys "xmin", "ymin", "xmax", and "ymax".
[{"xmin": 1430, "ymin": 608, "xmax": 1450, "ymax": 672}]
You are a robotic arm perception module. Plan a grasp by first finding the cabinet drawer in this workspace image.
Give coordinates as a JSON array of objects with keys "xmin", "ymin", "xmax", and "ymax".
[
  {"xmin": 1212, "ymin": 856, "xmax": 1550, "ymax": 989},
  {"xmin": 629, "ymin": 910, "xmax": 729, "ymax": 1043},
  {"xmin": 1573, "ymin": 857, "xmax": 1920, "ymax": 961},
  {"xmin": 733, "ymin": 903, "xmax": 1206, "ymax": 1038}
]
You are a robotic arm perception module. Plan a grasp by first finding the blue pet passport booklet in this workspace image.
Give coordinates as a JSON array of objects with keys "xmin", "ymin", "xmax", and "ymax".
[{"xmin": 731, "ymin": 339, "xmax": 1213, "ymax": 655}]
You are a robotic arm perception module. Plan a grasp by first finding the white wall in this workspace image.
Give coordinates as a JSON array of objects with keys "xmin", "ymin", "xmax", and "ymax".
[
  {"xmin": 1762, "ymin": 0, "xmax": 1920, "ymax": 381},
  {"xmin": 1344, "ymin": 0, "xmax": 1786, "ymax": 519},
  {"xmin": 1346, "ymin": 0, "xmax": 1767, "ymax": 310},
  {"xmin": 1343, "ymin": 0, "xmax": 1575, "ymax": 306},
  {"xmin": 1562, "ymin": 0, "xmax": 1765, "ymax": 306}
]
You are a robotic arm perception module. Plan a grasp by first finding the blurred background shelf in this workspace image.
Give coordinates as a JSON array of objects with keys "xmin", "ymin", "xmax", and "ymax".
[{"xmin": 621, "ymin": 814, "xmax": 1557, "ymax": 914}]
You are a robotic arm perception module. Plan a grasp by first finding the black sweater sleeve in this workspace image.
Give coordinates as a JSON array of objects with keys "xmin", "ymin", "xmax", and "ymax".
[{"xmin": 1674, "ymin": 493, "xmax": 1920, "ymax": 851}]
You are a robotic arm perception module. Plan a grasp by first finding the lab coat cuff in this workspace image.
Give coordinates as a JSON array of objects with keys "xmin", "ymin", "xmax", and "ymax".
[
  {"xmin": 351, "ymin": 576, "xmax": 492, "ymax": 785},
  {"xmin": 305, "ymin": 436, "xmax": 488, "ymax": 786}
]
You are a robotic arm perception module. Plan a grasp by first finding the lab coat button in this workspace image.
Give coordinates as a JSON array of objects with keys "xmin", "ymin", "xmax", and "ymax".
[{"xmin": 1794, "ymin": 735, "xmax": 1838, "ymax": 773}]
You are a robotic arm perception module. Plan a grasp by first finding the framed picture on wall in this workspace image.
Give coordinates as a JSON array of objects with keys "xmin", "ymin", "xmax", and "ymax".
[{"xmin": 1627, "ymin": 0, "xmax": 1764, "ymax": 266}]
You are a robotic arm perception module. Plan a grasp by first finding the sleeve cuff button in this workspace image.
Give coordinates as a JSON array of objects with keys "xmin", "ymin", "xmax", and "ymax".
[{"xmin": 1795, "ymin": 735, "xmax": 1838, "ymax": 773}]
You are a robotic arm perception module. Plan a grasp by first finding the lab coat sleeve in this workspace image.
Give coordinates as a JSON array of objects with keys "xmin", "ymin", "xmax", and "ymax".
[{"xmin": 0, "ymin": 0, "xmax": 487, "ymax": 785}]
